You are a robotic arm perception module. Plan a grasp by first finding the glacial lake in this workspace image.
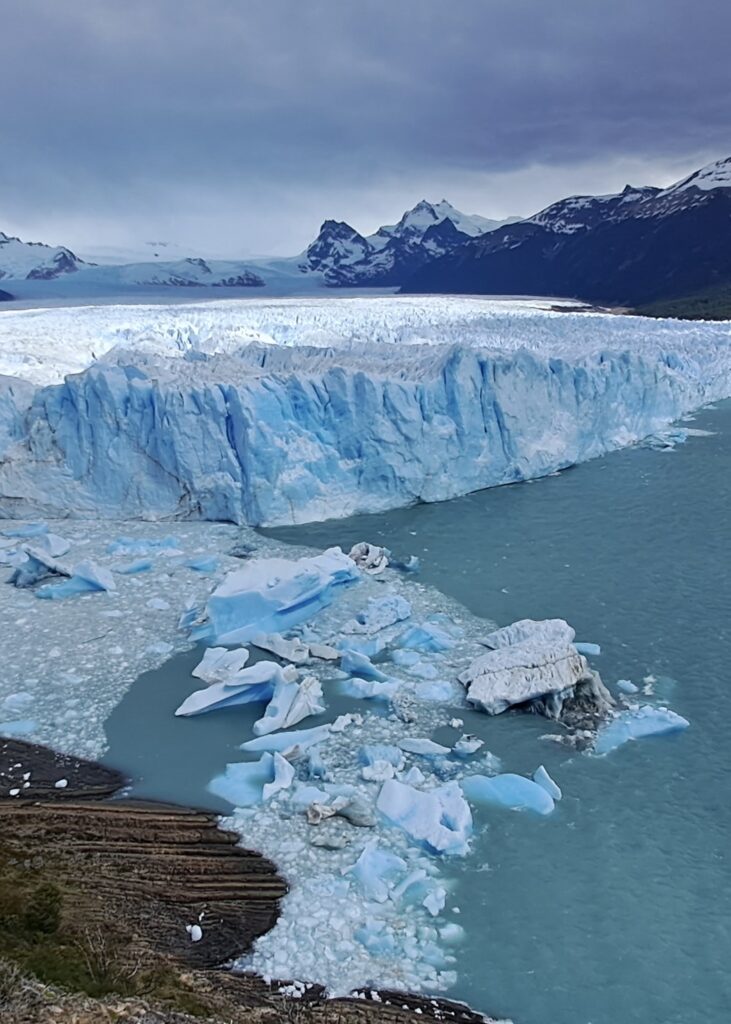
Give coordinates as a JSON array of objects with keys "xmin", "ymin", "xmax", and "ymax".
[
  {"xmin": 104, "ymin": 400, "xmax": 731, "ymax": 1024},
  {"xmin": 264, "ymin": 401, "xmax": 731, "ymax": 1024}
]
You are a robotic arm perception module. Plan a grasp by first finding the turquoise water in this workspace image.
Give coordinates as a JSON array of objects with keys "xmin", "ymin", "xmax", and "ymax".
[{"xmin": 264, "ymin": 402, "xmax": 731, "ymax": 1024}]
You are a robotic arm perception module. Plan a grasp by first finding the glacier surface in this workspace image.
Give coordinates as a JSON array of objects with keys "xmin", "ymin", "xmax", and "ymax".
[{"xmin": 2, "ymin": 296, "xmax": 731, "ymax": 525}]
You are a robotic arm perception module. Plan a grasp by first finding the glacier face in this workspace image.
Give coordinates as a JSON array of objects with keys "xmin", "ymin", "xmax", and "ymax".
[{"xmin": 1, "ymin": 296, "xmax": 731, "ymax": 526}]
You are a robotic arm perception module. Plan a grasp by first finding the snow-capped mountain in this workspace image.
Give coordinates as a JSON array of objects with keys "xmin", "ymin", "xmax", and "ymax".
[
  {"xmin": 300, "ymin": 200, "xmax": 515, "ymax": 286},
  {"xmin": 0, "ymin": 231, "xmax": 86, "ymax": 281},
  {"xmin": 406, "ymin": 156, "xmax": 731, "ymax": 306}
]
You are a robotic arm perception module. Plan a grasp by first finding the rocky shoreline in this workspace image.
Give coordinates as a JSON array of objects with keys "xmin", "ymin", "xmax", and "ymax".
[{"xmin": 0, "ymin": 739, "xmax": 506, "ymax": 1024}]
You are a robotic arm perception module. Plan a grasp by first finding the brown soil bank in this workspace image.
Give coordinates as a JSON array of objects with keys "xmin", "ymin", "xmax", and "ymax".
[{"xmin": 0, "ymin": 739, "xmax": 504, "ymax": 1024}]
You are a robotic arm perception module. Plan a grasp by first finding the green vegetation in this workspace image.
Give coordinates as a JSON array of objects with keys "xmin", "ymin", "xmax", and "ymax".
[
  {"xmin": 635, "ymin": 283, "xmax": 731, "ymax": 321},
  {"xmin": 0, "ymin": 849, "xmax": 210, "ymax": 1015}
]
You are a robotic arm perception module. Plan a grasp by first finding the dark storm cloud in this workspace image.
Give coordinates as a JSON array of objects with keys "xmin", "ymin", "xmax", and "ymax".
[{"xmin": 2, "ymin": 0, "xmax": 730, "ymax": 255}]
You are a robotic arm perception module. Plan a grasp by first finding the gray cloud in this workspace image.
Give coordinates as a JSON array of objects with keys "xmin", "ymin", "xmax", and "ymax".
[{"xmin": 2, "ymin": 0, "xmax": 729, "ymax": 256}]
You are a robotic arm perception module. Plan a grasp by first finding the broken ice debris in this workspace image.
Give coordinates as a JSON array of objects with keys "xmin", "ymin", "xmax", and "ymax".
[
  {"xmin": 348, "ymin": 542, "xmax": 389, "ymax": 575},
  {"xmin": 253, "ymin": 675, "xmax": 325, "ymax": 736},
  {"xmin": 398, "ymin": 738, "xmax": 451, "ymax": 757},
  {"xmin": 340, "ymin": 649, "xmax": 388, "ymax": 681},
  {"xmin": 376, "ymin": 779, "xmax": 472, "ymax": 856},
  {"xmin": 461, "ymin": 773, "xmax": 555, "ymax": 816},
  {"xmin": 396, "ymin": 621, "xmax": 455, "ymax": 653},
  {"xmin": 8, "ymin": 545, "xmax": 71, "ymax": 588},
  {"xmin": 342, "ymin": 594, "xmax": 412, "ymax": 635},
  {"xmin": 452, "ymin": 734, "xmax": 484, "ymax": 758},
  {"xmin": 240, "ymin": 723, "xmax": 332, "ymax": 756},
  {"xmin": 175, "ymin": 661, "xmax": 297, "ymax": 716},
  {"xmin": 593, "ymin": 705, "xmax": 689, "ymax": 755},
  {"xmin": 459, "ymin": 617, "xmax": 613, "ymax": 721},
  {"xmin": 197, "ymin": 549, "xmax": 358, "ymax": 644}
]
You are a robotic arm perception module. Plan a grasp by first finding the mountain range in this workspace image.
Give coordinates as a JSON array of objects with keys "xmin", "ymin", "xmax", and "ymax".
[{"xmin": 2, "ymin": 156, "xmax": 730, "ymax": 308}]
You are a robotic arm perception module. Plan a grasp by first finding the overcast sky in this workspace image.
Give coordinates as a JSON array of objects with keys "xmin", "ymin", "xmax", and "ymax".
[{"xmin": 2, "ymin": 0, "xmax": 729, "ymax": 259}]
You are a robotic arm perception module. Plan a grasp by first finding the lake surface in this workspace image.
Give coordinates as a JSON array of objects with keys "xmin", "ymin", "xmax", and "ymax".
[
  {"xmin": 105, "ymin": 401, "xmax": 731, "ymax": 1024},
  {"xmin": 265, "ymin": 402, "xmax": 731, "ymax": 1024}
]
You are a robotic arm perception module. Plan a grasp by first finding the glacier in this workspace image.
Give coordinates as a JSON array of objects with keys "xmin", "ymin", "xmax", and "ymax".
[{"xmin": 1, "ymin": 296, "xmax": 731, "ymax": 526}]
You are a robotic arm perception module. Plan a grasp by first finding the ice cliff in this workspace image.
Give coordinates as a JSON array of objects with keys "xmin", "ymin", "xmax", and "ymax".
[{"xmin": 1, "ymin": 297, "xmax": 730, "ymax": 526}]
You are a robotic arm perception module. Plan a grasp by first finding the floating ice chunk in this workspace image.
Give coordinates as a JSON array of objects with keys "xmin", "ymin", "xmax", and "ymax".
[
  {"xmin": 533, "ymin": 765, "xmax": 562, "ymax": 801},
  {"xmin": 330, "ymin": 793, "xmax": 377, "ymax": 828},
  {"xmin": 0, "ymin": 719, "xmax": 37, "ymax": 737},
  {"xmin": 396, "ymin": 622, "xmax": 454, "ymax": 653},
  {"xmin": 30, "ymin": 532, "xmax": 71, "ymax": 558},
  {"xmin": 391, "ymin": 649, "xmax": 420, "ymax": 668},
  {"xmin": 252, "ymin": 632, "xmax": 310, "ymax": 664},
  {"xmin": 400, "ymin": 766, "xmax": 426, "ymax": 787},
  {"xmin": 202, "ymin": 549, "xmax": 358, "ymax": 644},
  {"xmin": 253, "ymin": 675, "xmax": 325, "ymax": 735},
  {"xmin": 306, "ymin": 746, "xmax": 329, "ymax": 781},
  {"xmin": 240, "ymin": 723, "xmax": 332, "ymax": 756},
  {"xmin": 439, "ymin": 922, "xmax": 465, "ymax": 945},
  {"xmin": 308, "ymin": 642, "xmax": 340, "ymax": 661},
  {"xmin": 184, "ymin": 555, "xmax": 219, "ymax": 573},
  {"xmin": 9, "ymin": 545, "xmax": 71, "ymax": 588},
  {"xmin": 423, "ymin": 885, "xmax": 447, "ymax": 917},
  {"xmin": 192, "ymin": 646, "xmax": 250, "ymax": 684},
  {"xmin": 459, "ymin": 619, "xmax": 612, "ymax": 719},
  {"xmin": 208, "ymin": 752, "xmax": 292, "ymax": 807},
  {"xmin": 36, "ymin": 559, "xmax": 116, "ymax": 599},
  {"xmin": 418, "ymin": 680, "xmax": 457, "ymax": 702},
  {"xmin": 348, "ymin": 542, "xmax": 389, "ymax": 575},
  {"xmin": 175, "ymin": 661, "xmax": 292, "ymax": 716},
  {"xmin": 398, "ymin": 738, "xmax": 451, "ymax": 757},
  {"xmin": 186, "ymin": 924, "xmax": 203, "ymax": 942},
  {"xmin": 344, "ymin": 840, "xmax": 407, "ymax": 902},
  {"xmin": 107, "ymin": 535, "xmax": 180, "ymax": 556},
  {"xmin": 337, "ymin": 636, "xmax": 385, "ymax": 658},
  {"xmin": 617, "ymin": 679, "xmax": 639, "ymax": 694},
  {"xmin": 113, "ymin": 559, "xmax": 153, "ymax": 575},
  {"xmin": 405, "ymin": 660, "xmax": 439, "ymax": 680},
  {"xmin": 462, "ymin": 773, "xmax": 555, "ymax": 816},
  {"xmin": 355, "ymin": 918, "xmax": 397, "ymax": 956},
  {"xmin": 593, "ymin": 705, "xmax": 690, "ymax": 755},
  {"xmin": 481, "ymin": 618, "xmax": 575, "ymax": 650},
  {"xmin": 339, "ymin": 678, "xmax": 401, "ymax": 701},
  {"xmin": 2, "ymin": 522, "xmax": 48, "ymax": 538},
  {"xmin": 147, "ymin": 597, "xmax": 170, "ymax": 611},
  {"xmin": 2, "ymin": 692, "xmax": 33, "ymax": 712},
  {"xmin": 342, "ymin": 594, "xmax": 412, "ymax": 635},
  {"xmin": 340, "ymin": 649, "xmax": 388, "ymax": 682},
  {"xmin": 574, "ymin": 642, "xmax": 601, "ymax": 656},
  {"xmin": 377, "ymin": 779, "xmax": 472, "ymax": 855},
  {"xmin": 361, "ymin": 761, "xmax": 396, "ymax": 782},
  {"xmin": 452, "ymin": 734, "xmax": 484, "ymax": 758},
  {"xmin": 359, "ymin": 745, "xmax": 404, "ymax": 768},
  {"xmin": 262, "ymin": 752, "xmax": 296, "ymax": 800}
]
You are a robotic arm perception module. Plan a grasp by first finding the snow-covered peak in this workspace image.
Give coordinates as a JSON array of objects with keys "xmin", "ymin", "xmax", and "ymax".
[
  {"xmin": 527, "ymin": 185, "xmax": 659, "ymax": 234},
  {"xmin": 661, "ymin": 156, "xmax": 731, "ymax": 195},
  {"xmin": 299, "ymin": 220, "xmax": 371, "ymax": 275},
  {"xmin": 373, "ymin": 199, "xmax": 504, "ymax": 244},
  {"xmin": 0, "ymin": 232, "xmax": 86, "ymax": 281}
]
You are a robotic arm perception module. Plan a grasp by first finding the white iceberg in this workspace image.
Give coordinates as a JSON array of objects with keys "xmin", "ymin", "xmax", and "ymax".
[
  {"xmin": 342, "ymin": 594, "xmax": 412, "ymax": 635},
  {"xmin": 344, "ymin": 840, "xmax": 408, "ymax": 903},
  {"xmin": 192, "ymin": 646, "xmax": 250, "ymax": 684},
  {"xmin": 253, "ymin": 674, "xmax": 325, "ymax": 736},
  {"xmin": 175, "ymin": 661, "xmax": 296, "ymax": 716}
]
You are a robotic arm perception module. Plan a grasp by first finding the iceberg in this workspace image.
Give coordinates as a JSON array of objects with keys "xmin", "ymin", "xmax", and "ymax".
[
  {"xmin": 240, "ymin": 723, "xmax": 332, "ymax": 755},
  {"xmin": 207, "ymin": 752, "xmax": 294, "ymax": 807},
  {"xmin": 251, "ymin": 632, "xmax": 310, "ymax": 663},
  {"xmin": 398, "ymin": 738, "xmax": 451, "ymax": 757},
  {"xmin": 593, "ymin": 705, "xmax": 690, "ymax": 755},
  {"xmin": 462, "ymin": 773, "xmax": 555, "ymax": 816},
  {"xmin": 36, "ymin": 559, "xmax": 116, "ymax": 599},
  {"xmin": 340, "ymin": 649, "xmax": 388, "ymax": 681},
  {"xmin": 199, "ymin": 550, "xmax": 359, "ymax": 644},
  {"xmin": 459, "ymin": 617, "xmax": 613, "ymax": 722},
  {"xmin": 175, "ymin": 661, "xmax": 296, "ymax": 716},
  {"xmin": 396, "ymin": 622, "xmax": 455, "ymax": 653},
  {"xmin": 253, "ymin": 674, "xmax": 325, "ymax": 736},
  {"xmin": 376, "ymin": 779, "xmax": 472, "ymax": 855}
]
